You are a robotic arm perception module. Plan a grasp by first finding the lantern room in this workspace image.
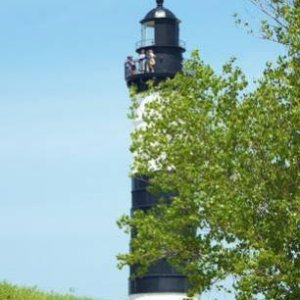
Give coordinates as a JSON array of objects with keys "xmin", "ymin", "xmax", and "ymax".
[
  {"xmin": 137, "ymin": 0, "xmax": 184, "ymax": 50},
  {"xmin": 125, "ymin": 0, "xmax": 186, "ymax": 89}
]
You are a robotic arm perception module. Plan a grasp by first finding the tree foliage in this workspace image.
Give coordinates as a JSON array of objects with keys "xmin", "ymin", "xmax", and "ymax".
[
  {"xmin": 242, "ymin": 0, "xmax": 299, "ymax": 53},
  {"xmin": 118, "ymin": 1, "xmax": 300, "ymax": 299}
]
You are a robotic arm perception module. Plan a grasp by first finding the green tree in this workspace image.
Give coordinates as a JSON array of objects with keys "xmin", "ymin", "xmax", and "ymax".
[{"xmin": 118, "ymin": 1, "xmax": 300, "ymax": 299}]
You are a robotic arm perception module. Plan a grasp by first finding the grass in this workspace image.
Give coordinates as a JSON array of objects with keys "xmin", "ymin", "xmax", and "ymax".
[{"xmin": 0, "ymin": 282, "xmax": 95, "ymax": 300}]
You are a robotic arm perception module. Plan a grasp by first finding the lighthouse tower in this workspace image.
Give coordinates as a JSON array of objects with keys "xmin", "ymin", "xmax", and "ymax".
[{"xmin": 125, "ymin": 1, "xmax": 189, "ymax": 300}]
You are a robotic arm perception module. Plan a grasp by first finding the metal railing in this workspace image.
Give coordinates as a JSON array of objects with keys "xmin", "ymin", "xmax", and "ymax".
[
  {"xmin": 125, "ymin": 60, "xmax": 155, "ymax": 79},
  {"xmin": 136, "ymin": 39, "xmax": 186, "ymax": 49},
  {"xmin": 136, "ymin": 39, "xmax": 155, "ymax": 49}
]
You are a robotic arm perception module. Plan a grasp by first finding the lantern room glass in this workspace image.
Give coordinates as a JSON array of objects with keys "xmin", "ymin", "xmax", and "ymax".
[{"xmin": 141, "ymin": 21, "xmax": 155, "ymax": 47}]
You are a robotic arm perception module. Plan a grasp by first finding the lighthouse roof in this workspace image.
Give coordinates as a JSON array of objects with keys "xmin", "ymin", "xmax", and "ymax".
[
  {"xmin": 142, "ymin": 7, "xmax": 177, "ymax": 22},
  {"xmin": 141, "ymin": 1, "xmax": 178, "ymax": 23}
]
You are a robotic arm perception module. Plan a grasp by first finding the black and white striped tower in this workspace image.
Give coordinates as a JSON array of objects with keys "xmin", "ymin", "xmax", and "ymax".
[{"xmin": 125, "ymin": 1, "xmax": 190, "ymax": 300}]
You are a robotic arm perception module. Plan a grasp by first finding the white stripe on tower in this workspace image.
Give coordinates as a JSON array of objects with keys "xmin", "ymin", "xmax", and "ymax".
[{"xmin": 130, "ymin": 293, "xmax": 195, "ymax": 300}]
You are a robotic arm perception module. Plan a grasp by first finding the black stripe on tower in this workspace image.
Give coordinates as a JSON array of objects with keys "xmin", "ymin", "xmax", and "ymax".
[
  {"xmin": 130, "ymin": 177, "xmax": 188, "ymax": 294},
  {"xmin": 130, "ymin": 260, "xmax": 188, "ymax": 294}
]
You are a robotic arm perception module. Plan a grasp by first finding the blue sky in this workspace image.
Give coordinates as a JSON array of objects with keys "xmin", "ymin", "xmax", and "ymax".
[{"xmin": 0, "ymin": 1, "xmax": 284, "ymax": 299}]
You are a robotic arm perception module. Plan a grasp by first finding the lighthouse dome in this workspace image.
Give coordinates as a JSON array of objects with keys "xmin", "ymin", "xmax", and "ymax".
[
  {"xmin": 142, "ymin": 0, "xmax": 179, "ymax": 22},
  {"xmin": 142, "ymin": 7, "xmax": 178, "ymax": 22}
]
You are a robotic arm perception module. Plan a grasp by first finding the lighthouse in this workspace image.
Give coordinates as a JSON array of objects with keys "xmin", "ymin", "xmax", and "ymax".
[{"xmin": 125, "ymin": 1, "xmax": 189, "ymax": 300}]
